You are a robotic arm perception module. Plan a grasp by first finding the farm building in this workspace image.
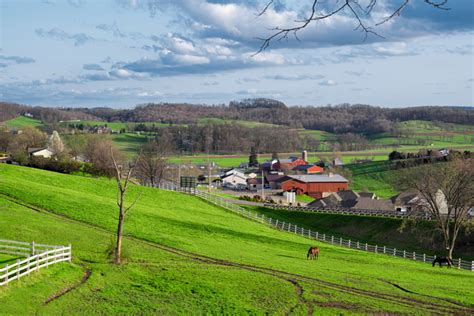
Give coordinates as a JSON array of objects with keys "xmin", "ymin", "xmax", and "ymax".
[
  {"xmin": 308, "ymin": 190, "xmax": 393, "ymax": 211},
  {"xmin": 274, "ymin": 157, "xmax": 307, "ymax": 171},
  {"xmin": 265, "ymin": 174, "xmax": 290, "ymax": 189},
  {"xmin": 292, "ymin": 164, "xmax": 323, "ymax": 174},
  {"xmin": 247, "ymin": 178, "xmax": 264, "ymax": 191},
  {"xmin": 27, "ymin": 147, "xmax": 53, "ymax": 158},
  {"xmin": 221, "ymin": 168, "xmax": 248, "ymax": 189},
  {"xmin": 281, "ymin": 173, "xmax": 349, "ymax": 198}
]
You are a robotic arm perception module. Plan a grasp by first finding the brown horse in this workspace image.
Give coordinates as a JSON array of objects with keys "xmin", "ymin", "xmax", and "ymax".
[
  {"xmin": 432, "ymin": 256, "xmax": 453, "ymax": 268},
  {"xmin": 307, "ymin": 246, "xmax": 320, "ymax": 260}
]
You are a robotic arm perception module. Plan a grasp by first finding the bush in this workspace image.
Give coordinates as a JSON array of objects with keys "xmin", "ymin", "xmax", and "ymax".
[{"xmin": 28, "ymin": 156, "xmax": 82, "ymax": 174}]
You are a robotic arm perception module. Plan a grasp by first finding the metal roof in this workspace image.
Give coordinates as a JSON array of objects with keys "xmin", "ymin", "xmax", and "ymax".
[{"xmin": 286, "ymin": 174, "xmax": 348, "ymax": 183}]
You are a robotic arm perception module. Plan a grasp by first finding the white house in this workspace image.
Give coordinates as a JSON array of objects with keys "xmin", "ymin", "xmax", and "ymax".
[
  {"xmin": 221, "ymin": 173, "xmax": 248, "ymax": 188},
  {"xmin": 221, "ymin": 169, "xmax": 248, "ymax": 189},
  {"xmin": 28, "ymin": 147, "xmax": 54, "ymax": 158}
]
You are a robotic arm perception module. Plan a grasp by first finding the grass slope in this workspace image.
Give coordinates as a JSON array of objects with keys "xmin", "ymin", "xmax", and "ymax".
[
  {"xmin": 0, "ymin": 165, "xmax": 473, "ymax": 313},
  {"xmin": 247, "ymin": 206, "xmax": 474, "ymax": 260},
  {"xmin": 0, "ymin": 198, "xmax": 299, "ymax": 314},
  {"xmin": 1, "ymin": 116, "xmax": 43, "ymax": 128}
]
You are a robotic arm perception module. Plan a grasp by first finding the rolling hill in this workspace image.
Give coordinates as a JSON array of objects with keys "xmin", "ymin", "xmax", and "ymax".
[{"xmin": 0, "ymin": 164, "xmax": 473, "ymax": 314}]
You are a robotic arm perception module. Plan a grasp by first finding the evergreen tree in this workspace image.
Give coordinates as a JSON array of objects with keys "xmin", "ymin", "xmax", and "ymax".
[{"xmin": 249, "ymin": 147, "xmax": 259, "ymax": 167}]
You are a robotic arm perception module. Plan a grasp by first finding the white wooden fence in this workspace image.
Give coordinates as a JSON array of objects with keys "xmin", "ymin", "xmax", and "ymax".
[
  {"xmin": 159, "ymin": 185, "xmax": 474, "ymax": 272},
  {"xmin": 0, "ymin": 239, "xmax": 72, "ymax": 286}
]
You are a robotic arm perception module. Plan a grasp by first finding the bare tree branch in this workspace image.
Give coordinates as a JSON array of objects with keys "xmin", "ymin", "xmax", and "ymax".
[{"xmin": 256, "ymin": 0, "xmax": 451, "ymax": 54}]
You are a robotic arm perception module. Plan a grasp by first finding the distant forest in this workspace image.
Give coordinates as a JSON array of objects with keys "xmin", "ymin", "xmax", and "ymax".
[
  {"xmin": 1, "ymin": 99, "xmax": 473, "ymax": 155},
  {"xmin": 2, "ymin": 99, "xmax": 473, "ymax": 135}
]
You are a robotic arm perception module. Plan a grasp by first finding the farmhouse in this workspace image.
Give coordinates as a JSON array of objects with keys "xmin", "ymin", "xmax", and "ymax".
[
  {"xmin": 27, "ymin": 147, "xmax": 53, "ymax": 158},
  {"xmin": 308, "ymin": 190, "xmax": 394, "ymax": 211},
  {"xmin": 221, "ymin": 168, "xmax": 248, "ymax": 188},
  {"xmin": 281, "ymin": 173, "xmax": 349, "ymax": 198}
]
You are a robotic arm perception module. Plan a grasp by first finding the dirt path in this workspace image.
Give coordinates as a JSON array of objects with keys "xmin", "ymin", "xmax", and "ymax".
[
  {"xmin": 3, "ymin": 194, "xmax": 473, "ymax": 315},
  {"xmin": 43, "ymin": 269, "xmax": 91, "ymax": 305}
]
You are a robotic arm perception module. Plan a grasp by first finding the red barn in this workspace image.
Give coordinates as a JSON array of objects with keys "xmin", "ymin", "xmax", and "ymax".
[
  {"xmin": 292, "ymin": 164, "xmax": 324, "ymax": 174},
  {"xmin": 275, "ymin": 157, "xmax": 307, "ymax": 171},
  {"xmin": 281, "ymin": 174, "xmax": 349, "ymax": 199}
]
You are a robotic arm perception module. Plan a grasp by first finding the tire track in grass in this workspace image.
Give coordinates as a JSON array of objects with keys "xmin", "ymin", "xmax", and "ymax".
[
  {"xmin": 43, "ymin": 269, "xmax": 91, "ymax": 305},
  {"xmin": 3, "ymin": 194, "xmax": 473, "ymax": 315}
]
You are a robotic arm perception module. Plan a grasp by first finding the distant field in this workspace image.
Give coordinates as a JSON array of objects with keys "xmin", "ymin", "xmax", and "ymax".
[
  {"xmin": 197, "ymin": 117, "xmax": 282, "ymax": 128},
  {"xmin": 109, "ymin": 133, "xmax": 150, "ymax": 156},
  {"xmin": 1, "ymin": 116, "xmax": 43, "ymax": 128},
  {"xmin": 1, "ymin": 164, "xmax": 473, "ymax": 313}
]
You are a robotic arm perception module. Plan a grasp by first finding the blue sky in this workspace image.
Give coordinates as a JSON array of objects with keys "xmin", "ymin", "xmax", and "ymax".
[{"xmin": 0, "ymin": 0, "xmax": 473, "ymax": 108}]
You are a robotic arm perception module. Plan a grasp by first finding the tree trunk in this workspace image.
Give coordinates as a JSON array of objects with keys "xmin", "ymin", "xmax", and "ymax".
[{"xmin": 115, "ymin": 205, "xmax": 124, "ymax": 264}]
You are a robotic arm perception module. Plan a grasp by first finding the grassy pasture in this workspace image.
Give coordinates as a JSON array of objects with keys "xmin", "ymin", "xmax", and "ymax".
[
  {"xmin": 0, "ymin": 164, "xmax": 473, "ymax": 314},
  {"xmin": 197, "ymin": 117, "xmax": 282, "ymax": 128},
  {"xmin": 1, "ymin": 116, "xmax": 44, "ymax": 128},
  {"xmin": 246, "ymin": 206, "xmax": 474, "ymax": 260},
  {"xmin": 0, "ymin": 198, "xmax": 301, "ymax": 314}
]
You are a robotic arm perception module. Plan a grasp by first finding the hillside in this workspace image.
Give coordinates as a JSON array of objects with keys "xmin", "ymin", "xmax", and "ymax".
[
  {"xmin": 248, "ymin": 206, "xmax": 474, "ymax": 260},
  {"xmin": 0, "ymin": 165, "xmax": 473, "ymax": 313}
]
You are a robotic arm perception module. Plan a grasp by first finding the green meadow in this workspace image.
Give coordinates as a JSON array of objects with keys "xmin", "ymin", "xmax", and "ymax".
[
  {"xmin": 1, "ymin": 116, "xmax": 44, "ymax": 129},
  {"xmin": 0, "ymin": 164, "xmax": 473, "ymax": 314}
]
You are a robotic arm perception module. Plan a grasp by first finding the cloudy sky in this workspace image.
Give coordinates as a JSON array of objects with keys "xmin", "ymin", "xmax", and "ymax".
[{"xmin": 1, "ymin": 0, "xmax": 473, "ymax": 108}]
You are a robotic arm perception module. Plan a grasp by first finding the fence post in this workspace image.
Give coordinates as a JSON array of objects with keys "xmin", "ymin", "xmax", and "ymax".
[
  {"xmin": 458, "ymin": 258, "xmax": 461, "ymax": 269},
  {"xmin": 275, "ymin": 219, "xmax": 278, "ymax": 227},
  {"xmin": 46, "ymin": 251, "xmax": 49, "ymax": 268},
  {"xmin": 316, "ymin": 232, "xmax": 319, "ymax": 240},
  {"xmin": 69, "ymin": 244, "xmax": 72, "ymax": 262},
  {"xmin": 348, "ymin": 240, "xmax": 351, "ymax": 248},
  {"xmin": 413, "ymin": 252, "xmax": 416, "ymax": 260},
  {"xmin": 403, "ymin": 250, "xmax": 406, "ymax": 258},
  {"xmin": 472, "ymin": 261, "xmax": 474, "ymax": 272},
  {"xmin": 339, "ymin": 237, "xmax": 342, "ymax": 245},
  {"xmin": 5, "ymin": 264, "xmax": 8, "ymax": 283},
  {"xmin": 394, "ymin": 248, "xmax": 396, "ymax": 256},
  {"xmin": 423, "ymin": 254, "xmax": 426, "ymax": 263},
  {"xmin": 27, "ymin": 256, "xmax": 30, "ymax": 274},
  {"xmin": 383, "ymin": 246, "xmax": 386, "ymax": 254},
  {"xmin": 357, "ymin": 241, "xmax": 359, "ymax": 249},
  {"xmin": 16, "ymin": 259, "xmax": 20, "ymax": 279},
  {"xmin": 365, "ymin": 243, "xmax": 368, "ymax": 251},
  {"xmin": 308, "ymin": 229, "xmax": 311, "ymax": 238},
  {"xmin": 322, "ymin": 234, "xmax": 326, "ymax": 241},
  {"xmin": 294, "ymin": 224, "xmax": 297, "ymax": 234},
  {"xmin": 375, "ymin": 245, "xmax": 378, "ymax": 253},
  {"xmin": 31, "ymin": 241, "xmax": 35, "ymax": 255}
]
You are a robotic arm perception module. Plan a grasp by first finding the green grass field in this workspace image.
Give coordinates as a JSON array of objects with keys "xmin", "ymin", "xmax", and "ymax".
[
  {"xmin": 0, "ymin": 164, "xmax": 473, "ymax": 314},
  {"xmin": 246, "ymin": 206, "xmax": 474, "ymax": 260},
  {"xmin": 1, "ymin": 116, "xmax": 44, "ymax": 128}
]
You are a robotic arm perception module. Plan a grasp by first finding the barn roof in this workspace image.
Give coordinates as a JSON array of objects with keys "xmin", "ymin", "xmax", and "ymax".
[{"xmin": 286, "ymin": 174, "xmax": 348, "ymax": 183}]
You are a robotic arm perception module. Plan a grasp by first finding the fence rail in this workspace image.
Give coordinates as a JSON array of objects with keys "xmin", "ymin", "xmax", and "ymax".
[
  {"xmin": 263, "ymin": 204, "xmax": 434, "ymax": 220},
  {"xmin": 159, "ymin": 185, "xmax": 473, "ymax": 271},
  {"xmin": 0, "ymin": 240, "xmax": 72, "ymax": 286}
]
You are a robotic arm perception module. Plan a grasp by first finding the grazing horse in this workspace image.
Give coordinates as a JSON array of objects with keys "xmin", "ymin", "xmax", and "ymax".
[
  {"xmin": 307, "ymin": 246, "xmax": 320, "ymax": 260},
  {"xmin": 432, "ymin": 256, "xmax": 453, "ymax": 268}
]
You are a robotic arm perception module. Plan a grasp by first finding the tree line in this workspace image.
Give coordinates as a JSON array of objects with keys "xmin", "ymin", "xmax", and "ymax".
[{"xmin": 2, "ymin": 100, "xmax": 473, "ymax": 135}]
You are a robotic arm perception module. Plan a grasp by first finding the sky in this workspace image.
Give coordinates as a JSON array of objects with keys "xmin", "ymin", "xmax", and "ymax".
[{"xmin": 0, "ymin": 0, "xmax": 473, "ymax": 108}]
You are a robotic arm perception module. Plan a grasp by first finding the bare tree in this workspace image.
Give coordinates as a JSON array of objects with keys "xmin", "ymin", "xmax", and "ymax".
[
  {"xmin": 111, "ymin": 148, "xmax": 142, "ymax": 265},
  {"xmin": 404, "ymin": 158, "xmax": 473, "ymax": 259},
  {"xmin": 135, "ymin": 139, "xmax": 169, "ymax": 187},
  {"xmin": 256, "ymin": 0, "xmax": 450, "ymax": 53}
]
